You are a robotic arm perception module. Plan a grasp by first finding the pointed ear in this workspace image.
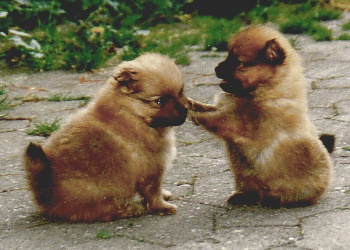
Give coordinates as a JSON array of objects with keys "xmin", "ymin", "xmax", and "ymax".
[
  {"xmin": 112, "ymin": 67, "xmax": 139, "ymax": 94},
  {"xmin": 263, "ymin": 39, "xmax": 286, "ymax": 65}
]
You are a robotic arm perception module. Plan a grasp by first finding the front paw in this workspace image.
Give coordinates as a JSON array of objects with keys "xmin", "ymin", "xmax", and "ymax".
[
  {"xmin": 188, "ymin": 110, "xmax": 200, "ymax": 126},
  {"xmin": 187, "ymin": 98, "xmax": 196, "ymax": 111},
  {"xmin": 149, "ymin": 202, "xmax": 177, "ymax": 215},
  {"xmin": 162, "ymin": 189, "xmax": 173, "ymax": 201},
  {"xmin": 187, "ymin": 98, "xmax": 216, "ymax": 112}
]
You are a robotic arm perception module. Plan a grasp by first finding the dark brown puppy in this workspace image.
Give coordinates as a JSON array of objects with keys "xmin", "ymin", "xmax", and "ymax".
[
  {"xmin": 25, "ymin": 53, "xmax": 188, "ymax": 221},
  {"xmin": 189, "ymin": 26, "xmax": 333, "ymax": 208}
]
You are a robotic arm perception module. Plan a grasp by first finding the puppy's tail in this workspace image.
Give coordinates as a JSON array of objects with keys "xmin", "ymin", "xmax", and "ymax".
[
  {"xmin": 25, "ymin": 142, "xmax": 53, "ymax": 207},
  {"xmin": 319, "ymin": 133, "xmax": 336, "ymax": 153}
]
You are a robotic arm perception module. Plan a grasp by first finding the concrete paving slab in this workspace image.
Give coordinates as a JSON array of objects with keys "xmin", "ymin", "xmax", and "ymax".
[{"xmin": 1, "ymin": 13, "xmax": 350, "ymax": 250}]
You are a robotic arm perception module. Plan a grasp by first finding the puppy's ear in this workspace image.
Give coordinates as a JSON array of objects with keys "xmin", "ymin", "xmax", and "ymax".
[
  {"xmin": 112, "ymin": 67, "xmax": 139, "ymax": 94},
  {"xmin": 263, "ymin": 39, "xmax": 285, "ymax": 65}
]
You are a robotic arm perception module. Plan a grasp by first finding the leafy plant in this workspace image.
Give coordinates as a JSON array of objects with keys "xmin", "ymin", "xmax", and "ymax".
[
  {"xmin": 1, "ymin": 0, "xmax": 187, "ymax": 71},
  {"xmin": 0, "ymin": 0, "xmax": 64, "ymax": 31}
]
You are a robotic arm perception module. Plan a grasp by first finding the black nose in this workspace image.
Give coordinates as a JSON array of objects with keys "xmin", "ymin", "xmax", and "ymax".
[
  {"xmin": 215, "ymin": 62, "xmax": 226, "ymax": 79},
  {"xmin": 216, "ymin": 54, "xmax": 241, "ymax": 80},
  {"xmin": 175, "ymin": 103, "xmax": 188, "ymax": 118},
  {"xmin": 176, "ymin": 107, "xmax": 188, "ymax": 126},
  {"xmin": 215, "ymin": 59, "xmax": 234, "ymax": 80},
  {"xmin": 180, "ymin": 106, "xmax": 188, "ymax": 117},
  {"xmin": 174, "ymin": 104, "xmax": 188, "ymax": 126}
]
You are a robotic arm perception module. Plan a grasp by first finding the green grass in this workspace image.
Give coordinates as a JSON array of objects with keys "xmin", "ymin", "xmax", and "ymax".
[
  {"xmin": 142, "ymin": 2, "xmax": 340, "ymax": 59},
  {"xmin": 0, "ymin": 1, "xmax": 345, "ymax": 71},
  {"xmin": 0, "ymin": 85, "xmax": 6, "ymax": 95},
  {"xmin": 13, "ymin": 93, "xmax": 91, "ymax": 104},
  {"xmin": 337, "ymin": 33, "xmax": 350, "ymax": 40},
  {"xmin": 26, "ymin": 119, "xmax": 60, "ymax": 137},
  {"xmin": 13, "ymin": 96, "xmax": 44, "ymax": 102},
  {"xmin": 275, "ymin": 3, "xmax": 339, "ymax": 41},
  {"xmin": 96, "ymin": 230, "xmax": 112, "ymax": 239},
  {"xmin": 308, "ymin": 24, "xmax": 333, "ymax": 41},
  {"xmin": 47, "ymin": 93, "xmax": 91, "ymax": 102},
  {"xmin": 136, "ymin": 22, "xmax": 198, "ymax": 65},
  {"xmin": 332, "ymin": 103, "xmax": 340, "ymax": 116},
  {"xmin": 0, "ymin": 85, "xmax": 11, "ymax": 112},
  {"xmin": 132, "ymin": 236, "xmax": 145, "ymax": 243},
  {"xmin": 0, "ymin": 96, "xmax": 11, "ymax": 112},
  {"xmin": 289, "ymin": 37, "xmax": 300, "ymax": 49},
  {"xmin": 342, "ymin": 20, "xmax": 350, "ymax": 30}
]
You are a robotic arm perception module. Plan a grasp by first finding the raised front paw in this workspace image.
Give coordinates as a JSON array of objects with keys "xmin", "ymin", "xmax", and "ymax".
[
  {"xmin": 188, "ymin": 110, "xmax": 200, "ymax": 126},
  {"xmin": 187, "ymin": 98, "xmax": 197, "ymax": 111},
  {"xmin": 187, "ymin": 98, "xmax": 217, "ymax": 112}
]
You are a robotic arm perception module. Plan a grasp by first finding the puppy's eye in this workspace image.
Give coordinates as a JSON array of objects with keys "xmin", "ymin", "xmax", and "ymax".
[{"xmin": 154, "ymin": 96, "xmax": 170, "ymax": 107}]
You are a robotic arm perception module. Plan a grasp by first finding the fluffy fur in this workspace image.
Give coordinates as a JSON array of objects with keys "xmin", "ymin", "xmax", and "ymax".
[
  {"xmin": 25, "ymin": 53, "xmax": 188, "ymax": 221},
  {"xmin": 189, "ymin": 26, "xmax": 333, "ymax": 208}
]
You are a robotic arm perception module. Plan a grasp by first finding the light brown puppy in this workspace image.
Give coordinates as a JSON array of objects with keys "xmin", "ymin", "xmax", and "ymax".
[
  {"xmin": 189, "ymin": 26, "xmax": 333, "ymax": 208},
  {"xmin": 25, "ymin": 53, "xmax": 188, "ymax": 221}
]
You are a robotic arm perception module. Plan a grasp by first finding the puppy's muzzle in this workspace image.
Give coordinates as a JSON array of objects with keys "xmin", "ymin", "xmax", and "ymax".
[
  {"xmin": 215, "ymin": 53, "xmax": 241, "ymax": 80},
  {"xmin": 215, "ymin": 61, "xmax": 231, "ymax": 80},
  {"xmin": 151, "ymin": 105, "xmax": 188, "ymax": 128},
  {"xmin": 215, "ymin": 58, "xmax": 255, "ymax": 98}
]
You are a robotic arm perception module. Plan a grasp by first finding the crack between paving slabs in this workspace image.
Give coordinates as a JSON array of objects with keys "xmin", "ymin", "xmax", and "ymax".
[
  {"xmin": 0, "ymin": 116, "xmax": 33, "ymax": 133},
  {"xmin": 177, "ymin": 136, "xmax": 214, "ymax": 146},
  {"xmin": 207, "ymin": 217, "xmax": 303, "ymax": 249}
]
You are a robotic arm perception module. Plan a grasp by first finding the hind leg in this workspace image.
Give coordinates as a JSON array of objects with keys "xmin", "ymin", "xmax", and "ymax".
[
  {"xmin": 259, "ymin": 180, "xmax": 321, "ymax": 208},
  {"xmin": 45, "ymin": 197, "xmax": 146, "ymax": 222},
  {"xmin": 227, "ymin": 191, "xmax": 260, "ymax": 206},
  {"xmin": 227, "ymin": 173, "xmax": 261, "ymax": 206},
  {"xmin": 260, "ymin": 139, "xmax": 332, "ymax": 208},
  {"xmin": 45, "ymin": 178, "xmax": 146, "ymax": 222}
]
